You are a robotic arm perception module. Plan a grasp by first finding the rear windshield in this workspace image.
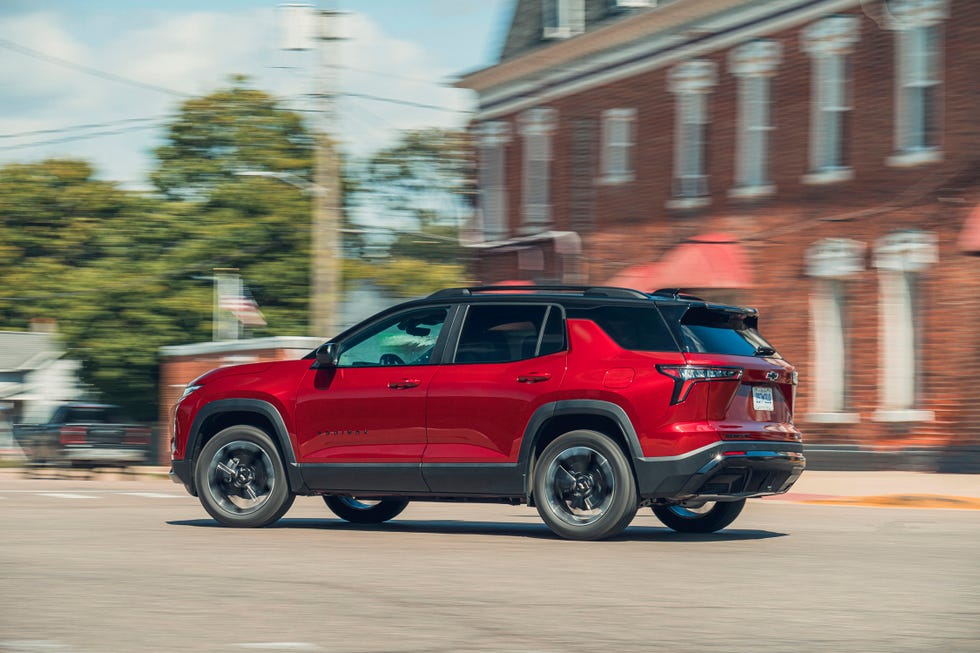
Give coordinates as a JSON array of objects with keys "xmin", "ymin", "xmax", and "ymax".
[
  {"xmin": 566, "ymin": 305, "xmax": 678, "ymax": 352},
  {"xmin": 676, "ymin": 307, "xmax": 779, "ymax": 357}
]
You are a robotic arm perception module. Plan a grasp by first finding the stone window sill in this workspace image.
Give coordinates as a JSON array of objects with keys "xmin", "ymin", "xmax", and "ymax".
[
  {"xmin": 665, "ymin": 196, "xmax": 710, "ymax": 210},
  {"xmin": 597, "ymin": 173, "xmax": 635, "ymax": 185},
  {"xmin": 804, "ymin": 412, "xmax": 862, "ymax": 424},
  {"xmin": 885, "ymin": 149, "xmax": 942, "ymax": 168},
  {"xmin": 871, "ymin": 409, "xmax": 935, "ymax": 423},
  {"xmin": 727, "ymin": 184, "xmax": 776, "ymax": 200},
  {"xmin": 801, "ymin": 168, "xmax": 854, "ymax": 185}
]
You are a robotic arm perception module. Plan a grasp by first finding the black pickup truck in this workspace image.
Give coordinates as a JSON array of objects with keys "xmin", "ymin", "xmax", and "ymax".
[{"xmin": 13, "ymin": 403, "xmax": 151, "ymax": 469}]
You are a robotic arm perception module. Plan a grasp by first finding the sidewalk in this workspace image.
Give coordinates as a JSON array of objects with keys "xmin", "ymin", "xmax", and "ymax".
[{"xmin": 763, "ymin": 470, "xmax": 980, "ymax": 509}]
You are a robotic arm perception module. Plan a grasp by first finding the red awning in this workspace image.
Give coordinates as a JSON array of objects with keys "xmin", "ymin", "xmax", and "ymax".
[
  {"xmin": 959, "ymin": 203, "xmax": 980, "ymax": 254},
  {"xmin": 605, "ymin": 233, "xmax": 752, "ymax": 292}
]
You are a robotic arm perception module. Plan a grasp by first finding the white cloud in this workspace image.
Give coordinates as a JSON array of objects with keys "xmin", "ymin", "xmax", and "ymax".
[{"xmin": 0, "ymin": 5, "xmax": 478, "ymax": 188}]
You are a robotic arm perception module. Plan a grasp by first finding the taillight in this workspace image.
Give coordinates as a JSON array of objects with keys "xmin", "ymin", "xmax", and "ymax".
[
  {"xmin": 656, "ymin": 365, "xmax": 743, "ymax": 404},
  {"xmin": 124, "ymin": 428, "xmax": 150, "ymax": 446},
  {"xmin": 60, "ymin": 426, "xmax": 87, "ymax": 445}
]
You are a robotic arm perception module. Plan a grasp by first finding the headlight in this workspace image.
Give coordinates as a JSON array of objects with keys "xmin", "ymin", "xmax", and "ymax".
[{"xmin": 180, "ymin": 383, "xmax": 203, "ymax": 399}]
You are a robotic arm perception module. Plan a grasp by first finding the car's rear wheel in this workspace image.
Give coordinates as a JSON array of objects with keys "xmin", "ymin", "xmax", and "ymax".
[
  {"xmin": 652, "ymin": 499, "xmax": 745, "ymax": 533},
  {"xmin": 323, "ymin": 496, "xmax": 409, "ymax": 523},
  {"xmin": 195, "ymin": 425, "xmax": 294, "ymax": 528},
  {"xmin": 533, "ymin": 430, "xmax": 638, "ymax": 540}
]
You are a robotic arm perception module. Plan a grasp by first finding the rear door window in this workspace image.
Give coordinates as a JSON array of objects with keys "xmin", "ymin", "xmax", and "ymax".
[
  {"xmin": 566, "ymin": 305, "xmax": 678, "ymax": 352},
  {"xmin": 454, "ymin": 304, "xmax": 565, "ymax": 363}
]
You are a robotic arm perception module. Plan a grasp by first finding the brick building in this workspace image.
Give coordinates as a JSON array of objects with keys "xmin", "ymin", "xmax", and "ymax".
[{"xmin": 457, "ymin": 0, "xmax": 980, "ymax": 468}]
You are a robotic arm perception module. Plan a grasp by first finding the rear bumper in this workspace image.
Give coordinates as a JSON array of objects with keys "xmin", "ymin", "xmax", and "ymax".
[
  {"xmin": 634, "ymin": 441, "xmax": 805, "ymax": 501},
  {"xmin": 60, "ymin": 446, "xmax": 147, "ymax": 466}
]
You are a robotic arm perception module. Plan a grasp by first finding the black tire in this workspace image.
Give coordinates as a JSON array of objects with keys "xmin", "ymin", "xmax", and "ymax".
[
  {"xmin": 195, "ymin": 425, "xmax": 295, "ymax": 528},
  {"xmin": 323, "ymin": 496, "xmax": 409, "ymax": 523},
  {"xmin": 652, "ymin": 499, "xmax": 746, "ymax": 533},
  {"xmin": 533, "ymin": 429, "xmax": 638, "ymax": 541}
]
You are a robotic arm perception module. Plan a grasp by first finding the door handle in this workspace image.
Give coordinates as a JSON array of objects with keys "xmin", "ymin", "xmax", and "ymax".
[
  {"xmin": 388, "ymin": 378, "xmax": 422, "ymax": 389},
  {"xmin": 517, "ymin": 372, "xmax": 552, "ymax": 384}
]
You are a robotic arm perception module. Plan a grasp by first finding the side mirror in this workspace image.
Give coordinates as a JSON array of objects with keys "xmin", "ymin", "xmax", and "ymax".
[{"xmin": 315, "ymin": 342, "xmax": 339, "ymax": 368}]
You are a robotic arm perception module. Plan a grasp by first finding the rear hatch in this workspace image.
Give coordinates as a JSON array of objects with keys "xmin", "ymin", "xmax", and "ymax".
[{"xmin": 661, "ymin": 303, "xmax": 800, "ymax": 441}]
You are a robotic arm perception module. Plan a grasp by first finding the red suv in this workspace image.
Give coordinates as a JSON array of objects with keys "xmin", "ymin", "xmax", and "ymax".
[{"xmin": 170, "ymin": 286, "xmax": 804, "ymax": 540}]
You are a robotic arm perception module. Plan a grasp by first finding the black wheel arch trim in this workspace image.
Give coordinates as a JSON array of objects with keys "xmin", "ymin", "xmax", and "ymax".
[
  {"xmin": 518, "ymin": 399, "xmax": 644, "ymax": 496},
  {"xmin": 185, "ymin": 398, "xmax": 307, "ymax": 494}
]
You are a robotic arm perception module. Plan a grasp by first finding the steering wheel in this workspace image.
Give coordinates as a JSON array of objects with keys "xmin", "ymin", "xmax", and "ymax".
[{"xmin": 379, "ymin": 353, "xmax": 405, "ymax": 366}]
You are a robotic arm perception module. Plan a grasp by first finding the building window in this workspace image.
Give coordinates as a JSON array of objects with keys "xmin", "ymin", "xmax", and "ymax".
[
  {"xmin": 476, "ymin": 121, "xmax": 510, "ymax": 242},
  {"xmin": 885, "ymin": 0, "xmax": 947, "ymax": 166},
  {"xmin": 728, "ymin": 40, "xmax": 781, "ymax": 197},
  {"xmin": 599, "ymin": 108, "xmax": 636, "ymax": 183},
  {"xmin": 542, "ymin": 0, "xmax": 585, "ymax": 39},
  {"xmin": 801, "ymin": 15, "xmax": 859, "ymax": 184},
  {"xmin": 520, "ymin": 107, "xmax": 558, "ymax": 234},
  {"xmin": 872, "ymin": 230, "xmax": 937, "ymax": 422},
  {"xmin": 805, "ymin": 238, "xmax": 864, "ymax": 423},
  {"xmin": 667, "ymin": 60, "xmax": 717, "ymax": 208}
]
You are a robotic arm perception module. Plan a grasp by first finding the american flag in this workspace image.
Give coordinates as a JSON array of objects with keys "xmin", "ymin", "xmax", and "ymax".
[{"xmin": 220, "ymin": 282, "xmax": 267, "ymax": 327}]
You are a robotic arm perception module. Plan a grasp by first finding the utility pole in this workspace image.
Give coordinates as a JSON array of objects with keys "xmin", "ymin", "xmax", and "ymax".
[
  {"xmin": 212, "ymin": 268, "xmax": 241, "ymax": 341},
  {"xmin": 279, "ymin": 4, "xmax": 345, "ymax": 339}
]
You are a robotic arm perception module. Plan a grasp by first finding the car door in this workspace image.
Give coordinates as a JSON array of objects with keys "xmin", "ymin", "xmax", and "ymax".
[
  {"xmin": 293, "ymin": 305, "xmax": 452, "ymax": 492},
  {"xmin": 423, "ymin": 303, "xmax": 568, "ymax": 494}
]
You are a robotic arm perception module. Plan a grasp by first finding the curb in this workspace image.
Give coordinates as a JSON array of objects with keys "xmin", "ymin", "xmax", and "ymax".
[{"xmin": 763, "ymin": 493, "xmax": 980, "ymax": 510}]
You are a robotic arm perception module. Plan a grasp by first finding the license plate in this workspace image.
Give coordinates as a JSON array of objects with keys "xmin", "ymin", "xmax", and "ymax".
[{"xmin": 752, "ymin": 386, "xmax": 775, "ymax": 411}]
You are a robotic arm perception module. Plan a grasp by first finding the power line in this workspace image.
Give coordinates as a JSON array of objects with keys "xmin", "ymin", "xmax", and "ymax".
[
  {"xmin": 0, "ymin": 37, "xmax": 190, "ymax": 99},
  {"xmin": 0, "ymin": 116, "xmax": 167, "ymax": 141},
  {"xmin": 0, "ymin": 122, "xmax": 165, "ymax": 152},
  {"xmin": 325, "ymin": 63, "xmax": 448, "ymax": 86},
  {"xmin": 342, "ymin": 91, "xmax": 471, "ymax": 114}
]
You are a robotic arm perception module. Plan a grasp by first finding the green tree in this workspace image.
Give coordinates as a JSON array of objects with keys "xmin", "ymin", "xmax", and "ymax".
[
  {"xmin": 150, "ymin": 78, "xmax": 316, "ymax": 335},
  {"xmin": 0, "ymin": 159, "xmax": 206, "ymax": 420},
  {"xmin": 0, "ymin": 80, "xmax": 318, "ymax": 421},
  {"xmin": 152, "ymin": 75, "xmax": 313, "ymax": 201},
  {"xmin": 354, "ymin": 128, "xmax": 474, "ymax": 264},
  {"xmin": 342, "ymin": 128, "xmax": 475, "ymax": 295}
]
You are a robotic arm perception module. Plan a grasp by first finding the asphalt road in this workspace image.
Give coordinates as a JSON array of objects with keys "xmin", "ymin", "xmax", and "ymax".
[{"xmin": 1, "ymin": 472, "xmax": 978, "ymax": 653}]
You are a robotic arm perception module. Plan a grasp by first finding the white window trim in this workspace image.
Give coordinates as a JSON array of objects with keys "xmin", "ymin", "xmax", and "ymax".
[
  {"xmin": 520, "ymin": 107, "xmax": 558, "ymax": 235},
  {"xmin": 729, "ymin": 40, "xmax": 781, "ymax": 195},
  {"xmin": 801, "ymin": 15, "xmax": 859, "ymax": 180},
  {"xmin": 886, "ymin": 0, "xmax": 947, "ymax": 162},
  {"xmin": 805, "ymin": 238, "xmax": 865, "ymax": 421},
  {"xmin": 542, "ymin": 0, "xmax": 585, "ymax": 39},
  {"xmin": 476, "ymin": 121, "xmax": 511, "ymax": 242},
  {"xmin": 599, "ymin": 108, "xmax": 636, "ymax": 185},
  {"xmin": 668, "ymin": 60, "xmax": 717, "ymax": 207},
  {"xmin": 873, "ymin": 230, "xmax": 937, "ymax": 418}
]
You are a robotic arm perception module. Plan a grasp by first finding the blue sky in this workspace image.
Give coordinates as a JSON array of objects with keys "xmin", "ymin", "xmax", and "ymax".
[{"xmin": 0, "ymin": 1, "xmax": 512, "ymax": 188}]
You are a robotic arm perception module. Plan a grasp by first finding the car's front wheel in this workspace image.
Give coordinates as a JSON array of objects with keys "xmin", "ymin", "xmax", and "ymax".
[
  {"xmin": 195, "ymin": 425, "xmax": 294, "ymax": 527},
  {"xmin": 323, "ymin": 496, "xmax": 409, "ymax": 523},
  {"xmin": 652, "ymin": 499, "xmax": 745, "ymax": 533},
  {"xmin": 533, "ymin": 430, "xmax": 638, "ymax": 540}
]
